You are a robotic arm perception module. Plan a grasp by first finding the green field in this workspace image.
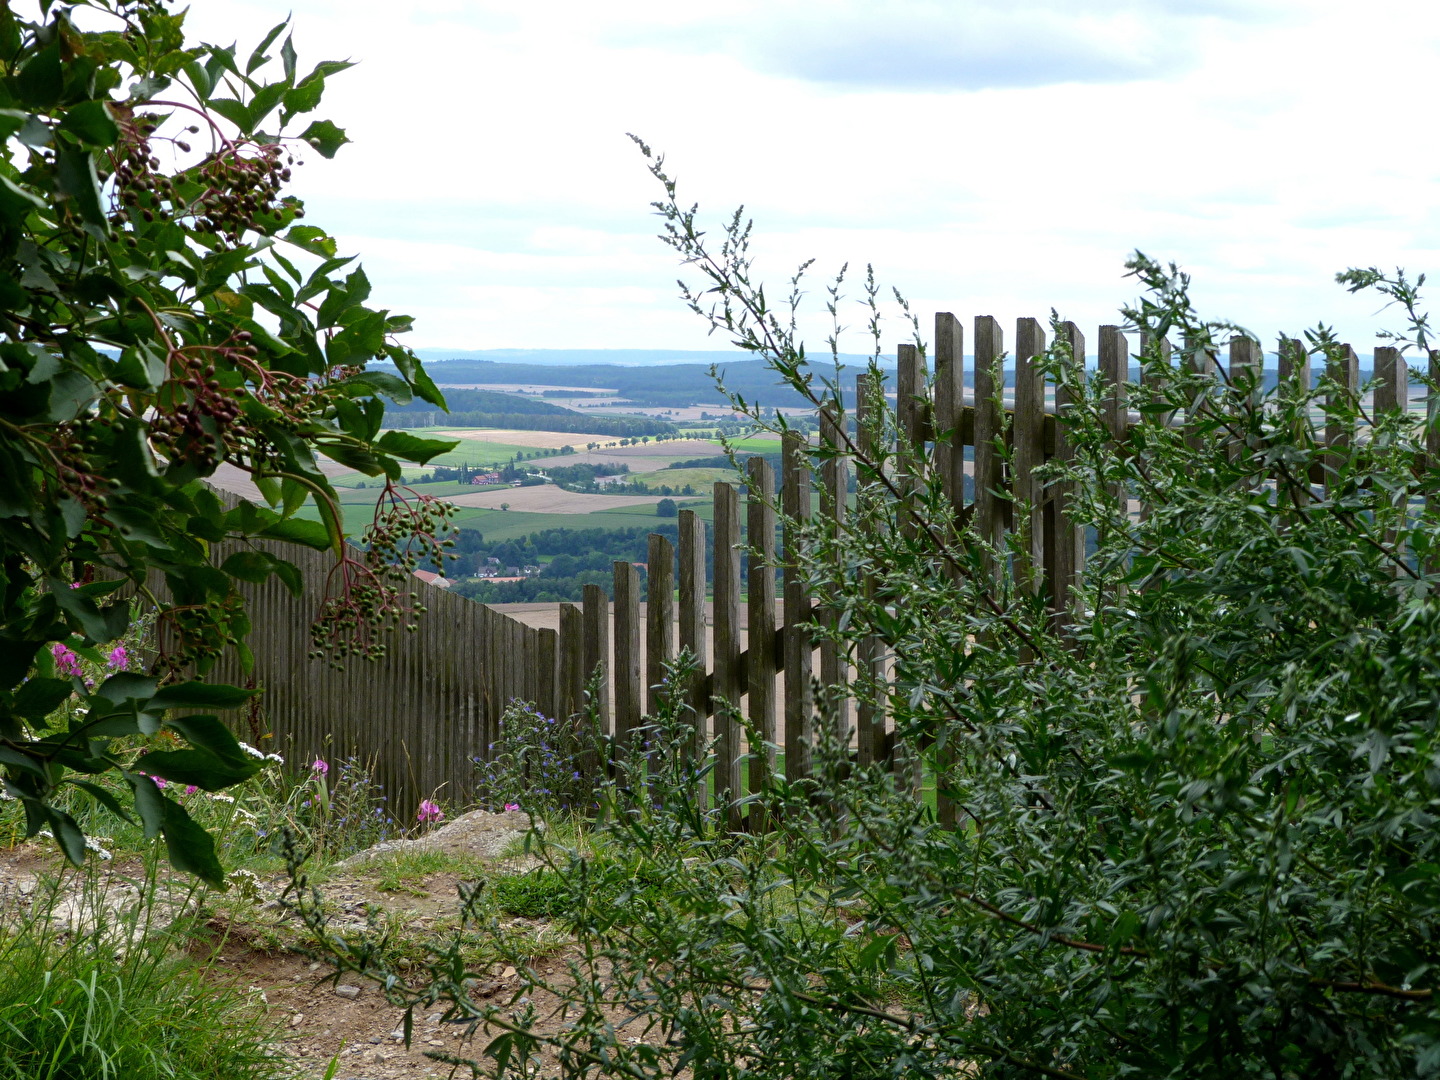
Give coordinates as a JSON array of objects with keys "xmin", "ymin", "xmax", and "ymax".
[
  {"xmin": 725, "ymin": 436, "xmax": 784, "ymax": 453},
  {"xmin": 446, "ymin": 506, "xmax": 694, "ymax": 542},
  {"xmin": 629, "ymin": 466, "xmax": 736, "ymax": 492}
]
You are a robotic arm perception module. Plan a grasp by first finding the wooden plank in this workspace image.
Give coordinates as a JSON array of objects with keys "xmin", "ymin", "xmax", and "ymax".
[
  {"xmin": 974, "ymin": 315, "xmax": 1004, "ymax": 571},
  {"xmin": 536, "ymin": 627, "xmax": 557, "ymax": 722},
  {"xmin": 1099, "ymin": 326, "xmax": 1129, "ymax": 514},
  {"xmin": 818, "ymin": 406, "xmax": 850, "ymax": 747},
  {"xmin": 677, "ymin": 508, "xmax": 707, "ymax": 749},
  {"xmin": 612, "ymin": 560, "xmax": 642, "ymax": 762},
  {"xmin": 1374, "ymin": 346, "xmax": 1403, "ymax": 415},
  {"xmin": 746, "ymin": 456, "xmax": 777, "ymax": 820},
  {"xmin": 582, "ymin": 582, "xmax": 610, "ymax": 737},
  {"xmin": 1429, "ymin": 351, "xmax": 1440, "ymax": 570},
  {"xmin": 711, "ymin": 481, "xmax": 743, "ymax": 828},
  {"xmin": 897, "ymin": 343, "xmax": 923, "ymax": 540},
  {"xmin": 854, "ymin": 373, "xmax": 886, "ymax": 766},
  {"xmin": 934, "ymin": 312, "xmax": 966, "ymax": 528},
  {"xmin": 1326, "ymin": 344, "xmax": 1359, "ymax": 489},
  {"xmin": 1013, "ymin": 317, "xmax": 1046, "ymax": 593},
  {"xmin": 1229, "ymin": 337, "xmax": 1262, "ymax": 471},
  {"xmin": 558, "ymin": 603, "xmax": 583, "ymax": 724},
  {"xmin": 1046, "ymin": 321, "xmax": 1086, "ymax": 633},
  {"xmin": 646, "ymin": 533, "xmax": 675, "ymax": 716},
  {"xmin": 782, "ymin": 431, "xmax": 814, "ymax": 784}
]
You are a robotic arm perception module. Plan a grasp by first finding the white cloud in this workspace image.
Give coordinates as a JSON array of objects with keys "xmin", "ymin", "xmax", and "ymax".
[{"xmin": 164, "ymin": 0, "xmax": 1440, "ymax": 353}]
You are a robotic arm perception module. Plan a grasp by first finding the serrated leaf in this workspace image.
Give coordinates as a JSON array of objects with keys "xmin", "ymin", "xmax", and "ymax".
[{"xmin": 376, "ymin": 430, "xmax": 460, "ymax": 465}]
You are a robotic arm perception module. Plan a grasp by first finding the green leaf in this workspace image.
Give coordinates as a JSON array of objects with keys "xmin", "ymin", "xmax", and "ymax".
[
  {"xmin": 377, "ymin": 430, "xmax": 460, "ymax": 465},
  {"xmin": 148, "ymin": 681, "xmax": 255, "ymax": 711},
  {"xmin": 143, "ymin": 747, "xmax": 258, "ymax": 790},
  {"xmin": 92, "ymin": 672, "xmax": 158, "ymax": 705},
  {"xmin": 161, "ymin": 794, "xmax": 227, "ymax": 886},
  {"xmin": 126, "ymin": 770, "xmax": 164, "ymax": 839},
  {"xmin": 259, "ymin": 515, "xmax": 332, "ymax": 550},
  {"xmin": 15, "ymin": 39, "xmax": 62, "ymax": 107},
  {"xmin": 285, "ymin": 225, "xmax": 337, "ymax": 258},
  {"xmin": 246, "ymin": 19, "xmax": 291, "ymax": 74},
  {"xmin": 66, "ymin": 779, "xmax": 136, "ymax": 826},
  {"xmin": 46, "ymin": 807, "xmax": 88, "ymax": 866},
  {"xmin": 221, "ymin": 549, "xmax": 279, "ymax": 583},
  {"xmin": 13, "ymin": 677, "xmax": 73, "ymax": 721},
  {"xmin": 207, "ymin": 97, "xmax": 252, "ymax": 132},
  {"xmin": 57, "ymin": 101, "xmax": 118, "ymax": 147},
  {"xmin": 55, "ymin": 149, "xmax": 107, "ymax": 231},
  {"xmin": 248, "ymin": 79, "xmax": 291, "ymax": 129},
  {"xmin": 280, "ymin": 34, "xmax": 298, "ymax": 83},
  {"xmin": 298, "ymin": 118, "xmax": 348, "ymax": 159},
  {"xmin": 164, "ymin": 713, "xmax": 252, "ymax": 766}
]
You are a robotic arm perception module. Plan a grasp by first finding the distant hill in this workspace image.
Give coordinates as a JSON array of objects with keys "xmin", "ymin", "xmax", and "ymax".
[{"xmin": 411, "ymin": 348, "xmax": 894, "ymax": 368}]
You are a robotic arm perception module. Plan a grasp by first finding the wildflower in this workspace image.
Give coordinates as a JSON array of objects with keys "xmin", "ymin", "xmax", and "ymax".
[
  {"xmin": 184, "ymin": 785, "xmax": 197, "ymax": 795},
  {"xmin": 208, "ymin": 792, "xmax": 236, "ymax": 804},
  {"xmin": 504, "ymin": 802, "xmax": 521, "ymax": 812},
  {"xmin": 311, "ymin": 758, "xmax": 329, "ymax": 776},
  {"xmin": 151, "ymin": 775, "xmax": 167, "ymax": 788},
  {"xmin": 51, "ymin": 642, "xmax": 83, "ymax": 677},
  {"xmin": 417, "ymin": 799, "xmax": 444, "ymax": 824},
  {"xmin": 265, "ymin": 752, "xmax": 284, "ymax": 764},
  {"xmin": 84, "ymin": 835, "xmax": 113, "ymax": 861},
  {"xmin": 238, "ymin": 742, "xmax": 265, "ymax": 760},
  {"xmin": 106, "ymin": 644, "xmax": 129, "ymax": 669}
]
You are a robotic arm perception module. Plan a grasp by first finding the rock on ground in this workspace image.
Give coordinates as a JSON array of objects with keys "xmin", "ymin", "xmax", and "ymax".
[{"xmin": 336, "ymin": 808, "xmax": 537, "ymax": 868}]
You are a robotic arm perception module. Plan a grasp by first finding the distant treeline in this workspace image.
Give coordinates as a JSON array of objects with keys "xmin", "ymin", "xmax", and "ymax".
[
  {"xmin": 387, "ymin": 411, "xmax": 675, "ymax": 437},
  {"xmin": 390, "ymin": 388, "xmax": 572, "ymax": 416},
  {"xmin": 665, "ymin": 451, "xmax": 784, "ymax": 472}
]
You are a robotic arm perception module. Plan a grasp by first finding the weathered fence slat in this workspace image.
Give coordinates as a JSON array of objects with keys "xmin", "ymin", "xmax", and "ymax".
[
  {"xmin": 782, "ymin": 431, "xmax": 814, "ymax": 783},
  {"xmin": 582, "ymin": 582, "xmax": 610, "ymax": 737},
  {"xmin": 646, "ymin": 533, "xmax": 675, "ymax": 717},
  {"xmin": 677, "ymin": 508, "xmax": 707, "ymax": 755},
  {"xmin": 712, "ymin": 481, "xmax": 743, "ymax": 827},
  {"xmin": 1045, "ymin": 321, "xmax": 1086, "ymax": 631},
  {"xmin": 934, "ymin": 312, "xmax": 965, "ymax": 529},
  {"xmin": 1014, "ymin": 316, "xmax": 1046, "ymax": 593},
  {"xmin": 974, "ymin": 315, "xmax": 1004, "ymax": 568},
  {"xmin": 818, "ymin": 406, "xmax": 849, "ymax": 748},
  {"xmin": 746, "ymin": 456, "xmax": 777, "ymax": 823},
  {"xmin": 612, "ymin": 560, "xmax": 642, "ymax": 761},
  {"xmin": 1326, "ymin": 344, "xmax": 1359, "ymax": 488},
  {"xmin": 854, "ymin": 372, "xmax": 887, "ymax": 767}
]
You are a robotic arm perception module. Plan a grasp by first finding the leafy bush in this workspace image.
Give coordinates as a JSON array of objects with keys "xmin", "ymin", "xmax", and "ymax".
[
  {"xmin": 0, "ymin": 0, "xmax": 452, "ymax": 881},
  {"xmin": 474, "ymin": 700, "xmax": 598, "ymax": 816}
]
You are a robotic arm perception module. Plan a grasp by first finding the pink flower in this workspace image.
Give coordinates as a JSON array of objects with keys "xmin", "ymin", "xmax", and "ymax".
[
  {"xmin": 151, "ymin": 775, "xmax": 167, "ymax": 788},
  {"xmin": 106, "ymin": 644, "xmax": 129, "ymax": 670},
  {"xmin": 417, "ymin": 799, "xmax": 444, "ymax": 824},
  {"xmin": 51, "ymin": 643, "xmax": 83, "ymax": 678},
  {"xmin": 504, "ymin": 803, "xmax": 520, "ymax": 812},
  {"xmin": 311, "ymin": 758, "xmax": 329, "ymax": 776},
  {"xmin": 184, "ymin": 785, "xmax": 197, "ymax": 795}
]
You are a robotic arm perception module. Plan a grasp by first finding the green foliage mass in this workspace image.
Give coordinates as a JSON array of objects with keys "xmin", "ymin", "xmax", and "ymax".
[
  {"xmin": 300, "ymin": 144, "xmax": 1440, "ymax": 1077},
  {"xmin": 0, "ymin": 1, "xmax": 453, "ymax": 883}
]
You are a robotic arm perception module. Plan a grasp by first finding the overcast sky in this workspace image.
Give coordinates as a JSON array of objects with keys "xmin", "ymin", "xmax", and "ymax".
[{"xmin": 182, "ymin": 0, "xmax": 1440, "ymax": 357}]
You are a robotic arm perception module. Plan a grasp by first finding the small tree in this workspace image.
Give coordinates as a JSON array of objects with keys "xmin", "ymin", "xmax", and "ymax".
[
  {"xmin": 656, "ymin": 497, "xmax": 678, "ymax": 518},
  {"xmin": 0, "ymin": 1, "xmax": 456, "ymax": 881}
]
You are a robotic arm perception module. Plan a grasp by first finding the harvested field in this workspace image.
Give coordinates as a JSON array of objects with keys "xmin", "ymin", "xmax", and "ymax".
[
  {"xmin": 432, "ymin": 428, "xmax": 624, "ymax": 450},
  {"xmin": 443, "ymin": 486, "xmax": 691, "ymax": 513}
]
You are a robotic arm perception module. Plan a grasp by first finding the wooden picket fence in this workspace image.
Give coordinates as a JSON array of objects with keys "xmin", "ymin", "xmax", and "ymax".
[{"xmin": 209, "ymin": 313, "xmax": 1433, "ymax": 820}]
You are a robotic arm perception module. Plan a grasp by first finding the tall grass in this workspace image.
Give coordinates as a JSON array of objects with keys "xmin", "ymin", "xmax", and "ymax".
[{"xmin": 0, "ymin": 870, "xmax": 294, "ymax": 1079}]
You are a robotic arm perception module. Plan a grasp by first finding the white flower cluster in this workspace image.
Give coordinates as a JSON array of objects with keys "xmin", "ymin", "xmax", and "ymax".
[
  {"xmin": 238, "ymin": 742, "xmax": 284, "ymax": 765},
  {"xmin": 33, "ymin": 828, "xmax": 113, "ymax": 860}
]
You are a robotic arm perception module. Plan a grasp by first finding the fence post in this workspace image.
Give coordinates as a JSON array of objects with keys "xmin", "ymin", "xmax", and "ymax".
[
  {"xmin": 1099, "ymin": 325, "xmax": 1129, "ymax": 510},
  {"xmin": 818, "ymin": 406, "xmax": 849, "ymax": 752},
  {"xmin": 1183, "ymin": 334, "xmax": 1216, "ymax": 453},
  {"xmin": 677, "ymin": 509, "xmax": 707, "ymax": 754},
  {"xmin": 581, "ymin": 582, "xmax": 610, "ymax": 738},
  {"xmin": 1046, "ymin": 321, "xmax": 1086, "ymax": 633},
  {"xmin": 1325, "ymin": 344, "xmax": 1359, "ymax": 489},
  {"xmin": 854, "ymin": 373, "xmax": 886, "ymax": 767},
  {"xmin": 746, "ymin": 456, "xmax": 777, "ymax": 828},
  {"xmin": 612, "ymin": 560, "xmax": 642, "ymax": 764},
  {"xmin": 781, "ymin": 431, "xmax": 814, "ymax": 785},
  {"xmin": 974, "ymin": 315, "xmax": 1004, "ymax": 573},
  {"xmin": 558, "ymin": 603, "xmax": 583, "ymax": 724},
  {"xmin": 712, "ymin": 481, "xmax": 743, "ymax": 829},
  {"xmin": 934, "ymin": 313, "xmax": 966, "ymax": 529},
  {"xmin": 1014, "ymin": 317, "xmax": 1047, "ymax": 594},
  {"xmin": 646, "ymin": 533, "xmax": 675, "ymax": 717},
  {"xmin": 1374, "ymin": 345, "xmax": 1403, "ymax": 415},
  {"xmin": 1428, "ymin": 351, "xmax": 1440, "ymax": 570},
  {"xmin": 537, "ymin": 627, "xmax": 558, "ymax": 724}
]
